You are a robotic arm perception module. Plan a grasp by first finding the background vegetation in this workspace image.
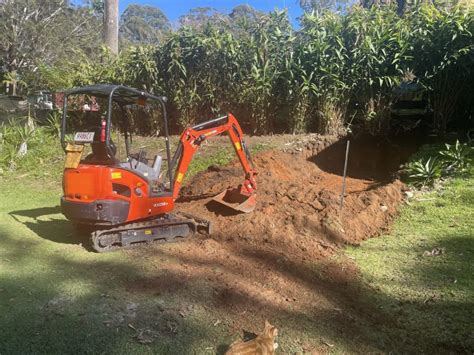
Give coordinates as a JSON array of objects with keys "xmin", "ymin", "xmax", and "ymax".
[{"xmin": 1, "ymin": 1, "xmax": 473, "ymax": 135}]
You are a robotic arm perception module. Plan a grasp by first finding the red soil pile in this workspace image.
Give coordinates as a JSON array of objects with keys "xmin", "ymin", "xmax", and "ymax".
[{"xmin": 177, "ymin": 136, "xmax": 406, "ymax": 260}]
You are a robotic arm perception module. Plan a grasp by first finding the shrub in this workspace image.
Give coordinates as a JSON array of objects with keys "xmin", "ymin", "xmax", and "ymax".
[
  {"xmin": 0, "ymin": 118, "xmax": 59, "ymax": 174},
  {"xmin": 405, "ymin": 140, "xmax": 473, "ymax": 187},
  {"xmin": 439, "ymin": 140, "xmax": 473, "ymax": 172},
  {"xmin": 25, "ymin": 4, "xmax": 473, "ymax": 136},
  {"xmin": 406, "ymin": 156, "xmax": 444, "ymax": 187}
]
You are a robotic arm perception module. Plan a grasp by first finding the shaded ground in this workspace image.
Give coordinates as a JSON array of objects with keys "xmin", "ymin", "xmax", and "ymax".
[
  {"xmin": 2, "ymin": 134, "xmax": 471, "ymax": 353},
  {"xmin": 124, "ymin": 134, "xmax": 416, "ymax": 352}
]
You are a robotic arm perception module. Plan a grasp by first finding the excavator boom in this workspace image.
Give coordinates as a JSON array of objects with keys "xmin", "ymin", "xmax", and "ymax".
[{"xmin": 171, "ymin": 113, "xmax": 257, "ymax": 213}]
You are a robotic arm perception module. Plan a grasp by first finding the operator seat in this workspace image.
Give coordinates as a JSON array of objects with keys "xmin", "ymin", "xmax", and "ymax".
[
  {"xmin": 121, "ymin": 152, "xmax": 162, "ymax": 182},
  {"xmin": 83, "ymin": 127, "xmax": 119, "ymax": 165}
]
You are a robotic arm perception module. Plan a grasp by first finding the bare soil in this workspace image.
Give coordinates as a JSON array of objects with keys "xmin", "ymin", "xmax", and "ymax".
[
  {"xmin": 126, "ymin": 135, "xmax": 416, "ymax": 351},
  {"xmin": 178, "ymin": 135, "xmax": 407, "ymax": 255}
]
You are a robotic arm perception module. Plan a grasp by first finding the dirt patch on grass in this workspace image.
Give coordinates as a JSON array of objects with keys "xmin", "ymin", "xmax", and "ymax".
[
  {"xmin": 125, "ymin": 136, "xmax": 414, "ymax": 350},
  {"xmin": 178, "ymin": 136, "xmax": 406, "ymax": 259}
]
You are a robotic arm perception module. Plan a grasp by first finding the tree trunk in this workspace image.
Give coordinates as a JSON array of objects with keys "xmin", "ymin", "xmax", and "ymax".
[{"xmin": 104, "ymin": 0, "xmax": 119, "ymax": 54}]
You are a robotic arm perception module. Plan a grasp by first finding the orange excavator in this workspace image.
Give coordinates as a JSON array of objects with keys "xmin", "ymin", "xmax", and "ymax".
[{"xmin": 60, "ymin": 85, "xmax": 257, "ymax": 252}]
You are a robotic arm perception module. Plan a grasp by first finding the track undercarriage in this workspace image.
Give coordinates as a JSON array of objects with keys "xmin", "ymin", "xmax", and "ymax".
[{"xmin": 89, "ymin": 213, "xmax": 212, "ymax": 253}]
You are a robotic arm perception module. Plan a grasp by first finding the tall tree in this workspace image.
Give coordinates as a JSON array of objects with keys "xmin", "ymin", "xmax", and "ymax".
[
  {"xmin": 0, "ymin": 0, "xmax": 101, "ymax": 94},
  {"xmin": 120, "ymin": 4, "xmax": 170, "ymax": 45},
  {"xmin": 104, "ymin": 0, "xmax": 119, "ymax": 54},
  {"xmin": 178, "ymin": 7, "xmax": 225, "ymax": 29},
  {"xmin": 229, "ymin": 4, "xmax": 264, "ymax": 21},
  {"xmin": 299, "ymin": 0, "xmax": 352, "ymax": 13}
]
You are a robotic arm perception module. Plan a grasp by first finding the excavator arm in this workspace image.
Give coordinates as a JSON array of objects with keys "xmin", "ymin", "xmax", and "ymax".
[{"xmin": 170, "ymin": 113, "xmax": 257, "ymax": 213}]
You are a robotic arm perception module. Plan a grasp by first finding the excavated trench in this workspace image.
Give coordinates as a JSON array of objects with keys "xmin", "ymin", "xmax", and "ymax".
[{"xmin": 176, "ymin": 135, "xmax": 410, "ymax": 259}]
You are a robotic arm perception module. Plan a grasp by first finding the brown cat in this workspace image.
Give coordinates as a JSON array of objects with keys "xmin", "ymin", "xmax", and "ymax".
[{"xmin": 225, "ymin": 320, "xmax": 279, "ymax": 355}]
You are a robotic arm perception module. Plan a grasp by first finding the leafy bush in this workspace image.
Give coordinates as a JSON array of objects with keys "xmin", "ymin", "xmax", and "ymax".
[
  {"xmin": 405, "ymin": 140, "xmax": 473, "ymax": 187},
  {"xmin": 406, "ymin": 156, "xmax": 444, "ymax": 186},
  {"xmin": 44, "ymin": 111, "xmax": 62, "ymax": 138},
  {"xmin": 407, "ymin": 5, "xmax": 474, "ymax": 132},
  {"xmin": 439, "ymin": 140, "xmax": 473, "ymax": 172},
  {"xmin": 0, "ymin": 118, "xmax": 62, "ymax": 175},
  {"xmin": 23, "ymin": 4, "xmax": 473, "ymax": 136}
]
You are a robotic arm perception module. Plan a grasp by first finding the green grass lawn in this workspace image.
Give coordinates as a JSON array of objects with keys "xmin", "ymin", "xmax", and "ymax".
[
  {"xmin": 346, "ymin": 166, "xmax": 474, "ymax": 353},
  {"xmin": 0, "ymin": 139, "xmax": 473, "ymax": 354},
  {"xmin": 0, "ymin": 136, "xmax": 274, "ymax": 354}
]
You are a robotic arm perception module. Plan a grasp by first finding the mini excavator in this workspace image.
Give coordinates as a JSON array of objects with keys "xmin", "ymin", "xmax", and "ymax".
[{"xmin": 60, "ymin": 85, "xmax": 257, "ymax": 252}]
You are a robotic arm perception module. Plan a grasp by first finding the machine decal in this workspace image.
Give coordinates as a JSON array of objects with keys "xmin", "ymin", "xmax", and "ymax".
[
  {"xmin": 176, "ymin": 172, "xmax": 184, "ymax": 183},
  {"xmin": 111, "ymin": 172, "xmax": 122, "ymax": 179}
]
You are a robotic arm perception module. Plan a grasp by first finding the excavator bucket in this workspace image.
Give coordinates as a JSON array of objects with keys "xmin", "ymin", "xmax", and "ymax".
[{"xmin": 212, "ymin": 188, "xmax": 256, "ymax": 213}]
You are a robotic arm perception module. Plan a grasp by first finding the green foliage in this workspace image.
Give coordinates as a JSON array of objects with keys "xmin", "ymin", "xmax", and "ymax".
[
  {"xmin": 300, "ymin": 0, "xmax": 352, "ymax": 13},
  {"xmin": 44, "ymin": 111, "xmax": 63, "ymax": 138},
  {"xmin": 405, "ymin": 140, "xmax": 473, "ymax": 186},
  {"xmin": 229, "ymin": 4, "xmax": 264, "ymax": 24},
  {"xmin": 406, "ymin": 156, "xmax": 444, "ymax": 186},
  {"xmin": 0, "ymin": 118, "xmax": 60, "ymax": 175},
  {"xmin": 343, "ymin": 6, "xmax": 411, "ymax": 132},
  {"xmin": 407, "ymin": 4, "xmax": 474, "ymax": 131},
  {"xmin": 292, "ymin": 11, "xmax": 349, "ymax": 133},
  {"xmin": 439, "ymin": 140, "xmax": 473, "ymax": 171},
  {"xmin": 3, "ymin": 2, "xmax": 472, "ymax": 136},
  {"xmin": 239, "ymin": 10, "xmax": 296, "ymax": 134},
  {"xmin": 0, "ymin": 0, "xmax": 102, "ymax": 94},
  {"xmin": 120, "ymin": 4, "xmax": 171, "ymax": 45},
  {"xmin": 34, "ymin": 64, "xmax": 75, "ymax": 92},
  {"xmin": 178, "ymin": 7, "xmax": 223, "ymax": 29}
]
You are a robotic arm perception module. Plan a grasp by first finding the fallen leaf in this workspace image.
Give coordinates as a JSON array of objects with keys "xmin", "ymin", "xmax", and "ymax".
[{"xmin": 321, "ymin": 340, "xmax": 334, "ymax": 348}]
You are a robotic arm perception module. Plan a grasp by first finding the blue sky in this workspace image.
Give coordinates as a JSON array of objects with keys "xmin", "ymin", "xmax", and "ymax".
[{"xmin": 97, "ymin": 1, "xmax": 304, "ymax": 27}]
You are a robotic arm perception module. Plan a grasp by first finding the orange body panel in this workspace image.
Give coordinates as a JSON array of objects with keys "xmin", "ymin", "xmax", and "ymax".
[
  {"xmin": 63, "ymin": 164, "xmax": 174, "ymax": 223},
  {"xmin": 61, "ymin": 112, "xmax": 256, "ymax": 226}
]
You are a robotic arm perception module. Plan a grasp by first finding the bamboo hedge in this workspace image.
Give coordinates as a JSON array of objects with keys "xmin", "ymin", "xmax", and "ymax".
[{"xmin": 43, "ymin": 4, "xmax": 474, "ymax": 135}]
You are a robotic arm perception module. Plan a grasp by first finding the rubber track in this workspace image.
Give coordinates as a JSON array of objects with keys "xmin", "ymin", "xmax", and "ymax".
[{"xmin": 90, "ymin": 214, "xmax": 196, "ymax": 253}]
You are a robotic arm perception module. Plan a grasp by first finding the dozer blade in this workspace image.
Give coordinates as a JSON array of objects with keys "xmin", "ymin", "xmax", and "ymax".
[{"xmin": 212, "ymin": 188, "xmax": 256, "ymax": 213}]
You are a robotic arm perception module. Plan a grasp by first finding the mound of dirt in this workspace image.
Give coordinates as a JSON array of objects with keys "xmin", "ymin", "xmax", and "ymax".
[
  {"xmin": 126, "ymin": 136, "xmax": 412, "ymax": 345},
  {"xmin": 177, "ymin": 137, "xmax": 406, "ymax": 260}
]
